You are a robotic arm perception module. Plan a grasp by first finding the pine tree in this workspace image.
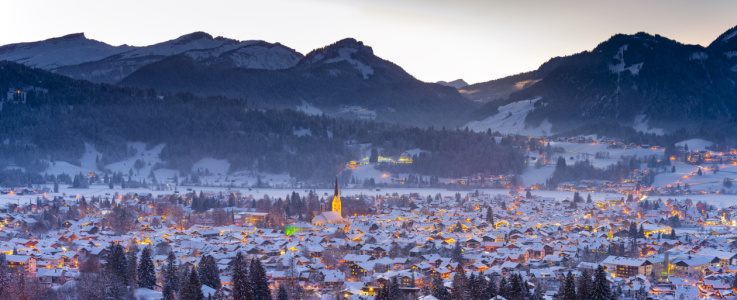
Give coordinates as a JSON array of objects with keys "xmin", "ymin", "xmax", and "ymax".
[
  {"xmin": 484, "ymin": 276, "xmax": 498, "ymax": 300},
  {"xmin": 232, "ymin": 252, "xmax": 252, "ymax": 300},
  {"xmin": 474, "ymin": 273, "xmax": 487, "ymax": 300},
  {"xmin": 509, "ymin": 273, "xmax": 524, "ymax": 300},
  {"xmin": 163, "ymin": 252, "xmax": 180, "ymax": 300},
  {"xmin": 181, "ymin": 267, "xmax": 204, "ymax": 300},
  {"xmin": 277, "ymin": 285, "xmax": 289, "ymax": 300},
  {"xmin": 498, "ymin": 277, "xmax": 509, "ymax": 299},
  {"xmin": 591, "ymin": 265, "xmax": 612, "ymax": 300},
  {"xmin": 563, "ymin": 271, "xmax": 577, "ymax": 300},
  {"xmin": 452, "ymin": 240, "xmax": 464, "ymax": 263},
  {"xmin": 389, "ymin": 277, "xmax": 402, "ymax": 300},
  {"xmin": 577, "ymin": 269, "xmax": 592, "ymax": 300},
  {"xmin": 468, "ymin": 273, "xmax": 478, "ymax": 300},
  {"xmin": 105, "ymin": 244, "xmax": 129, "ymax": 286},
  {"xmin": 432, "ymin": 275, "xmax": 451, "ymax": 300},
  {"xmin": 126, "ymin": 246, "xmax": 138, "ymax": 288},
  {"xmin": 451, "ymin": 264, "xmax": 468, "ymax": 300},
  {"xmin": 0, "ymin": 254, "xmax": 9, "ymax": 296},
  {"xmin": 138, "ymin": 246, "xmax": 156, "ymax": 289},
  {"xmin": 250, "ymin": 258, "xmax": 271, "ymax": 300},
  {"xmin": 198, "ymin": 255, "xmax": 221, "ymax": 290}
]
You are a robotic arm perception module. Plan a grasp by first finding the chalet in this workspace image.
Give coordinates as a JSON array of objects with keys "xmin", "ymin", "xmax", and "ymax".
[{"xmin": 6, "ymin": 255, "xmax": 37, "ymax": 273}]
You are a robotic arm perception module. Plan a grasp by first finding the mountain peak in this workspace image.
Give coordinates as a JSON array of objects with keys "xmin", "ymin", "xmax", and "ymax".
[
  {"xmin": 437, "ymin": 79, "xmax": 469, "ymax": 89},
  {"xmin": 708, "ymin": 25, "xmax": 737, "ymax": 53},
  {"xmin": 173, "ymin": 31, "xmax": 215, "ymax": 45},
  {"xmin": 52, "ymin": 33, "xmax": 87, "ymax": 41}
]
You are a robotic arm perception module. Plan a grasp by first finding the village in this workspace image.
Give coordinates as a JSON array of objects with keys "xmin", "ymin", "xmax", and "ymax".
[{"xmin": 0, "ymin": 172, "xmax": 737, "ymax": 300}]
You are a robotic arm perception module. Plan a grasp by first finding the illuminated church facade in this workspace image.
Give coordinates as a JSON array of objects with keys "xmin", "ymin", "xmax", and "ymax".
[{"xmin": 312, "ymin": 178, "xmax": 349, "ymax": 226}]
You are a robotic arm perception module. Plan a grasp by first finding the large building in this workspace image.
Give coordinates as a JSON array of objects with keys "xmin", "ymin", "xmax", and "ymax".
[
  {"xmin": 602, "ymin": 256, "xmax": 653, "ymax": 278},
  {"xmin": 312, "ymin": 178, "xmax": 349, "ymax": 226}
]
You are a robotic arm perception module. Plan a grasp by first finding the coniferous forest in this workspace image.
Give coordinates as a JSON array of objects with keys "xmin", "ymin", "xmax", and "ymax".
[{"xmin": 0, "ymin": 61, "xmax": 525, "ymax": 186}]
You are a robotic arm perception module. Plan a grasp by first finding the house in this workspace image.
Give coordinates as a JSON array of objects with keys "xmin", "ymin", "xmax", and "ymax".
[
  {"xmin": 6, "ymin": 255, "xmax": 37, "ymax": 273},
  {"xmin": 601, "ymin": 256, "xmax": 652, "ymax": 278}
]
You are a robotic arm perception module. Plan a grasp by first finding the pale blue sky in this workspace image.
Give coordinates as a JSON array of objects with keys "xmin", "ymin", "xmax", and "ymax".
[{"xmin": 3, "ymin": 0, "xmax": 736, "ymax": 83}]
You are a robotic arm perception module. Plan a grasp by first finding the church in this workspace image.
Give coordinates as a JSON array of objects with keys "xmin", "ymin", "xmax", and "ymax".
[{"xmin": 312, "ymin": 178, "xmax": 350, "ymax": 226}]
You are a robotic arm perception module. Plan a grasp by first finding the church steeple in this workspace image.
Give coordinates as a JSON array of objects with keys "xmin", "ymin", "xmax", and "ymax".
[{"xmin": 332, "ymin": 177, "xmax": 341, "ymax": 215}]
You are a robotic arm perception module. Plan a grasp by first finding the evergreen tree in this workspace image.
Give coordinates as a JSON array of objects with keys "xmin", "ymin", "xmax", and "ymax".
[
  {"xmin": 126, "ymin": 246, "xmax": 138, "ymax": 288},
  {"xmin": 389, "ymin": 277, "xmax": 402, "ymax": 300},
  {"xmin": 163, "ymin": 252, "xmax": 180, "ymax": 300},
  {"xmin": 591, "ymin": 265, "xmax": 612, "ymax": 300},
  {"xmin": 432, "ymin": 275, "xmax": 451, "ymax": 300},
  {"xmin": 498, "ymin": 277, "xmax": 509, "ymax": 299},
  {"xmin": 232, "ymin": 252, "xmax": 252, "ymax": 300},
  {"xmin": 451, "ymin": 264, "xmax": 468, "ymax": 300},
  {"xmin": 509, "ymin": 273, "xmax": 524, "ymax": 300},
  {"xmin": 105, "ymin": 244, "xmax": 129, "ymax": 286},
  {"xmin": 638, "ymin": 225, "xmax": 645, "ymax": 238},
  {"xmin": 474, "ymin": 273, "xmax": 487, "ymax": 300},
  {"xmin": 468, "ymin": 273, "xmax": 478, "ymax": 300},
  {"xmin": 198, "ymin": 255, "xmax": 221, "ymax": 289},
  {"xmin": 181, "ymin": 267, "xmax": 204, "ymax": 300},
  {"xmin": 0, "ymin": 254, "xmax": 9, "ymax": 296},
  {"xmin": 250, "ymin": 258, "xmax": 271, "ymax": 300},
  {"xmin": 484, "ymin": 276, "xmax": 497, "ymax": 300},
  {"xmin": 488, "ymin": 206, "xmax": 496, "ymax": 228},
  {"xmin": 138, "ymin": 246, "xmax": 156, "ymax": 289},
  {"xmin": 277, "ymin": 285, "xmax": 289, "ymax": 300},
  {"xmin": 452, "ymin": 240, "xmax": 464, "ymax": 263},
  {"xmin": 577, "ymin": 269, "xmax": 592, "ymax": 300}
]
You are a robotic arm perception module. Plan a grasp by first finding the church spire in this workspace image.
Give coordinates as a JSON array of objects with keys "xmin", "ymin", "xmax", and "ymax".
[{"xmin": 332, "ymin": 177, "xmax": 341, "ymax": 215}]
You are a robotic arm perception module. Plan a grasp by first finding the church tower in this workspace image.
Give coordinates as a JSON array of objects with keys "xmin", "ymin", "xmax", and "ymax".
[{"xmin": 332, "ymin": 177, "xmax": 341, "ymax": 215}]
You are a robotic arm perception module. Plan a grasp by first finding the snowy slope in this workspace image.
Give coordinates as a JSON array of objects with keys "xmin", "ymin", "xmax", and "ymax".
[
  {"xmin": 185, "ymin": 41, "xmax": 302, "ymax": 70},
  {"xmin": 324, "ymin": 48, "xmax": 374, "ymax": 79},
  {"xmin": 115, "ymin": 32, "xmax": 234, "ymax": 60},
  {"xmin": 676, "ymin": 139, "xmax": 713, "ymax": 151},
  {"xmin": 465, "ymin": 98, "xmax": 553, "ymax": 136},
  {"xmin": 0, "ymin": 33, "xmax": 131, "ymax": 70}
]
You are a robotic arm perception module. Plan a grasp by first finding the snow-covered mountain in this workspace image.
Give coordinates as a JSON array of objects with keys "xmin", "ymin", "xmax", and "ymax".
[
  {"xmin": 119, "ymin": 37, "xmax": 477, "ymax": 128},
  {"xmin": 0, "ymin": 32, "xmax": 304, "ymax": 84},
  {"xmin": 54, "ymin": 32, "xmax": 243, "ymax": 83},
  {"xmin": 469, "ymin": 30, "xmax": 737, "ymax": 137},
  {"xmin": 0, "ymin": 33, "xmax": 132, "ymax": 70}
]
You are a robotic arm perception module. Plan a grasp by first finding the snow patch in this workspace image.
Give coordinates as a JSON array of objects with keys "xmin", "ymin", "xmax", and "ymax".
[
  {"xmin": 293, "ymin": 128, "xmax": 311, "ymax": 137},
  {"xmin": 725, "ymin": 51, "xmax": 737, "ymax": 59},
  {"xmin": 464, "ymin": 98, "xmax": 553, "ymax": 136},
  {"xmin": 296, "ymin": 100, "xmax": 323, "ymax": 116},
  {"xmin": 80, "ymin": 143, "xmax": 102, "ymax": 171},
  {"xmin": 689, "ymin": 52, "xmax": 708, "ymax": 60},
  {"xmin": 324, "ymin": 48, "xmax": 374, "ymax": 79},
  {"xmin": 676, "ymin": 139, "xmax": 713, "ymax": 151},
  {"xmin": 723, "ymin": 29, "xmax": 737, "ymax": 42},
  {"xmin": 105, "ymin": 143, "xmax": 166, "ymax": 178},
  {"xmin": 191, "ymin": 158, "xmax": 230, "ymax": 175},
  {"xmin": 608, "ymin": 45, "xmax": 643, "ymax": 75},
  {"xmin": 632, "ymin": 114, "xmax": 664, "ymax": 135}
]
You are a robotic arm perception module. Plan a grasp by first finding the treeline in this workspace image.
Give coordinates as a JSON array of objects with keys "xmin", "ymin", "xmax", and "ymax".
[{"xmin": 548, "ymin": 156, "xmax": 656, "ymax": 186}]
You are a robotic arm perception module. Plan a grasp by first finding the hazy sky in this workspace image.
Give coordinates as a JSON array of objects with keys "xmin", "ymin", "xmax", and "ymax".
[{"xmin": 2, "ymin": 0, "xmax": 736, "ymax": 83}]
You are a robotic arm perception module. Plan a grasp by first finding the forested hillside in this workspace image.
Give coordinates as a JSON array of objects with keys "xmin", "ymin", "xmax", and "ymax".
[{"xmin": 0, "ymin": 62, "xmax": 524, "ymax": 185}]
